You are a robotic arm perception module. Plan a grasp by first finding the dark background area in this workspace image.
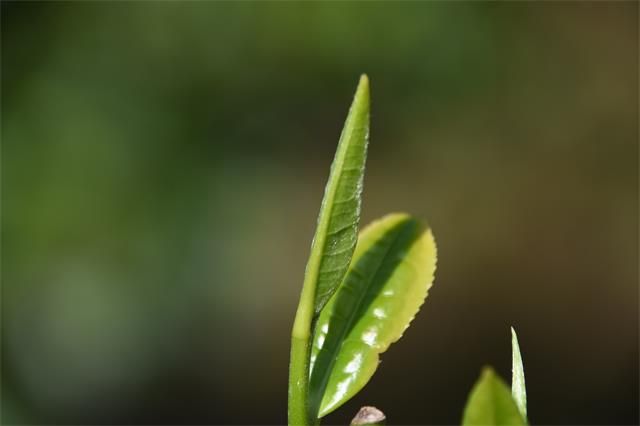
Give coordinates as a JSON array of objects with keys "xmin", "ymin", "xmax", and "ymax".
[{"xmin": 1, "ymin": 2, "xmax": 638, "ymax": 425}]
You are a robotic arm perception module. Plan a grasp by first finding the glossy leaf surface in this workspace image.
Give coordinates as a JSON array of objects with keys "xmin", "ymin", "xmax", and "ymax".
[
  {"xmin": 309, "ymin": 213, "xmax": 437, "ymax": 418},
  {"xmin": 289, "ymin": 75, "xmax": 370, "ymax": 426},
  {"xmin": 462, "ymin": 367, "xmax": 527, "ymax": 426},
  {"xmin": 305, "ymin": 74, "xmax": 370, "ymax": 317},
  {"xmin": 511, "ymin": 327, "xmax": 527, "ymax": 420}
]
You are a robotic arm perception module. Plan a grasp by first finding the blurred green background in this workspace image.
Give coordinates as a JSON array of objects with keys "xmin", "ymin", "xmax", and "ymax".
[{"xmin": 1, "ymin": 2, "xmax": 638, "ymax": 425}]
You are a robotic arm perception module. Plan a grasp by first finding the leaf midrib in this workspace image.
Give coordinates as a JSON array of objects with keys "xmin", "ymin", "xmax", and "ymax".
[{"xmin": 306, "ymin": 103, "xmax": 364, "ymax": 318}]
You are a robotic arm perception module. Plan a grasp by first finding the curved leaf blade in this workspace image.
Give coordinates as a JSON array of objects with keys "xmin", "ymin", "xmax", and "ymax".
[
  {"xmin": 289, "ymin": 75, "xmax": 370, "ymax": 426},
  {"xmin": 309, "ymin": 213, "xmax": 437, "ymax": 418},
  {"xmin": 462, "ymin": 367, "xmax": 527, "ymax": 426},
  {"xmin": 297, "ymin": 74, "xmax": 370, "ymax": 321},
  {"xmin": 511, "ymin": 327, "xmax": 527, "ymax": 420}
]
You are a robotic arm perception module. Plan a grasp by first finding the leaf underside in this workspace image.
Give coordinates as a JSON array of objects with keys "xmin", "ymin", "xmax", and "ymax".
[
  {"xmin": 462, "ymin": 368, "xmax": 527, "ymax": 426},
  {"xmin": 309, "ymin": 213, "xmax": 437, "ymax": 418},
  {"xmin": 511, "ymin": 327, "xmax": 527, "ymax": 420}
]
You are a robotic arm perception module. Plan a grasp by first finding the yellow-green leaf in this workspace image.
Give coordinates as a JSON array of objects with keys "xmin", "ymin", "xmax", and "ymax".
[
  {"xmin": 462, "ymin": 367, "xmax": 527, "ymax": 426},
  {"xmin": 309, "ymin": 213, "xmax": 437, "ymax": 418}
]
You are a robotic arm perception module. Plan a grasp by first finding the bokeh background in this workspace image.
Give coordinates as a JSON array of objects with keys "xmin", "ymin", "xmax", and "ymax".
[{"xmin": 1, "ymin": 2, "xmax": 638, "ymax": 425}]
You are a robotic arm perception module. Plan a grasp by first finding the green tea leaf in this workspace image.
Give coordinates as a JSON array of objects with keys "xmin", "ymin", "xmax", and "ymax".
[
  {"xmin": 289, "ymin": 75, "xmax": 370, "ymax": 426},
  {"xmin": 462, "ymin": 367, "xmax": 527, "ymax": 426},
  {"xmin": 309, "ymin": 213, "xmax": 437, "ymax": 418},
  {"xmin": 511, "ymin": 327, "xmax": 527, "ymax": 420},
  {"xmin": 301, "ymin": 74, "xmax": 370, "ymax": 319}
]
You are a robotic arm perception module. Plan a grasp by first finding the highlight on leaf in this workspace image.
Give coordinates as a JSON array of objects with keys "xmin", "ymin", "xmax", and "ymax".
[
  {"xmin": 308, "ymin": 213, "xmax": 437, "ymax": 418},
  {"xmin": 307, "ymin": 74, "xmax": 370, "ymax": 317},
  {"xmin": 462, "ymin": 367, "xmax": 527, "ymax": 426},
  {"xmin": 289, "ymin": 75, "xmax": 370, "ymax": 426},
  {"xmin": 511, "ymin": 327, "xmax": 527, "ymax": 420}
]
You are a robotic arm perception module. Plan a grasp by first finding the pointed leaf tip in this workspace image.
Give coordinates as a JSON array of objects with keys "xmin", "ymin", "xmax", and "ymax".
[
  {"xmin": 359, "ymin": 74, "xmax": 369, "ymax": 88},
  {"xmin": 511, "ymin": 327, "xmax": 527, "ymax": 420},
  {"xmin": 462, "ymin": 367, "xmax": 526, "ymax": 426},
  {"xmin": 307, "ymin": 76, "xmax": 370, "ymax": 316},
  {"xmin": 353, "ymin": 74, "xmax": 369, "ymax": 107},
  {"xmin": 289, "ymin": 76, "xmax": 371, "ymax": 426}
]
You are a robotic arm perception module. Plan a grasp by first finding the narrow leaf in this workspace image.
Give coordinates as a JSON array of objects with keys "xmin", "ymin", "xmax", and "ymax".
[
  {"xmin": 309, "ymin": 213, "xmax": 437, "ymax": 418},
  {"xmin": 511, "ymin": 327, "xmax": 527, "ymax": 420},
  {"xmin": 297, "ymin": 74, "xmax": 370, "ymax": 321},
  {"xmin": 289, "ymin": 75, "xmax": 370, "ymax": 426},
  {"xmin": 462, "ymin": 367, "xmax": 527, "ymax": 426}
]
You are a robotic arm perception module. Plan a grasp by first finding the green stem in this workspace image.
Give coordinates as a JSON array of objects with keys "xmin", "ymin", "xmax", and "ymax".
[
  {"xmin": 289, "ymin": 271, "xmax": 319, "ymax": 425},
  {"xmin": 288, "ymin": 334, "xmax": 311, "ymax": 425}
]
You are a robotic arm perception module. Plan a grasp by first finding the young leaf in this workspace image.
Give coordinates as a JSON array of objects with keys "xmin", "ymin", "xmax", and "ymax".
[
  {"xmin": 462, "ymin": 367, "xmax": 527, "ymax": 426},
  {"xmin": 308, "ymin": 213, "xmax": 437, "ymax": 418},
  {"xmin": 299, "ymin": 74, "xmax": 370, "ymax": 319},
  {"xmin": 289, "ymin": 75, "xmax": 370, "ymax": 426},
  {"xmin": 511, "ymin": 327, "xmax": 527, "ymax": 420}
]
